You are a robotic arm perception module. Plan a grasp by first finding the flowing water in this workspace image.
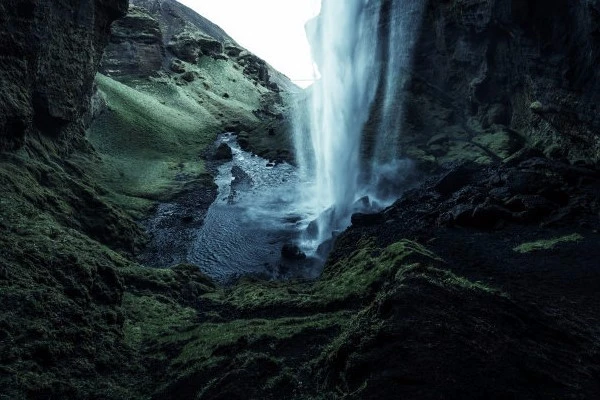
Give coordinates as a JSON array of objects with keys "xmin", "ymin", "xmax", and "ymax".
[
  {"xmin": 187, "ymin": 134, "xmax": 320, "ymax": 282},
  {"xmin": 142, "ymin": 134, "xmax": 321, "ymax": 283},
  {"xmin": 293, "ymin": 0, "xmax": 425, "ymax": 249}
]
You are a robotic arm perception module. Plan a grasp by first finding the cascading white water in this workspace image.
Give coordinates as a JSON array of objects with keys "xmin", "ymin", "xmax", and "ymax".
[{"xmin": 294, "ymin": 0, "xmax": 425, "ymax": 250}]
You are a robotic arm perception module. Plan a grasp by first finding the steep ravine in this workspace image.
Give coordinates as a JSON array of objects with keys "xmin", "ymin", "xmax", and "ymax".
[{"xmin": 0, "ymin": 1, "xmax": 599, "ymax": 400}]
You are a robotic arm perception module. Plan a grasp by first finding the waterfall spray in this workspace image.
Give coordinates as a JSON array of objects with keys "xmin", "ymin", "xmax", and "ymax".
[{"xmin": 294, "ymin": 0, "xmax": 425, "ymax": 251}]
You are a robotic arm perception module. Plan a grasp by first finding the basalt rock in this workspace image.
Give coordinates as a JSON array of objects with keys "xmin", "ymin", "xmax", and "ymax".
[
  {"xmin": 99, "ymin": 6, "xmax": 164, "ymax": 77},
  {"xmin": 0, "ymin": 0, "xmax": 128, "ymax": 151},
  {"xmin": 376, "ymin": 0, "xmax": 600, "ymax": 167},
  {"xmin": 167, "ymin": 31, "xmax": 224, "ymax": 63}
]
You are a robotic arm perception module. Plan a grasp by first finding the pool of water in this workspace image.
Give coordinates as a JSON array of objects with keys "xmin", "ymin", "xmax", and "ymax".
[{"xmin": 145, "ymin": 134, "xmax": 322, "ymax": 282}]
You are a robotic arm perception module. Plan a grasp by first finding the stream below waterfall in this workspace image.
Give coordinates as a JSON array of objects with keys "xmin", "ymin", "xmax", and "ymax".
[{"xmin": 140, "ymin": 133, "xmax": 323, "ymax": 283}]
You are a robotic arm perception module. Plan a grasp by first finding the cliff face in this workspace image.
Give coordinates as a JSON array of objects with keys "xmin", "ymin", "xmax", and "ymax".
[
  {"xmin": 99, "ymin": 5, "xmax": 165, "ymax": 77},
  {"xmin": 0, "ymin": 0, "xmax": 128, "ymax": 151},
  {"xmin": 377, "ymin": 0, "xmax": 600, "ymax": 167},
  {"xmin": 0, "ymin": 1, "xmax": 148, "ymax": 399}
]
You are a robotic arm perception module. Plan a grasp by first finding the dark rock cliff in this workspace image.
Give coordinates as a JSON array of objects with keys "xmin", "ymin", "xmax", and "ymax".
[
  {"xmin": 99, "ymin": 5, "xmax": 165, "ymax": 77},
  {"xmin": 0, "ymin": 0, "xmax": 128, "ymax": 151},
  {"xmin": 368, "ymin": 0, "xmax": 600, "ymax": 167}
]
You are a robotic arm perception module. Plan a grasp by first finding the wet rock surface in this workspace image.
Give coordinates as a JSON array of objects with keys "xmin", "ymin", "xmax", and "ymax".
[
  {"xmin": 213, "ymin": 142, "xmax": 233, "ymax": 161},
  {"xmin": 137, "ymin": 178, "xmax": 217, "ymax": 268},
  {"xmin": 376, "ymin": 0, "xmax": 600, "ymax": 170},
  {"xmin": 334, "ymin": 157, "xmax": 600, "ymax": 252}
]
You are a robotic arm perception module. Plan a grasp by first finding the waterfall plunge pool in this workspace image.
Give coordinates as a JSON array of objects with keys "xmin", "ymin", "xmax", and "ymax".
[{"xmin": 141, "ymin": 133, "xmax": 325, "ymax": 283}]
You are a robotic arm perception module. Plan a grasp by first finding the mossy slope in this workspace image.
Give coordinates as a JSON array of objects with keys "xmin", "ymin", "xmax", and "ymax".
[{"xmin": 114, "ymin": 237, "xmax": 599, "ymax": 399}]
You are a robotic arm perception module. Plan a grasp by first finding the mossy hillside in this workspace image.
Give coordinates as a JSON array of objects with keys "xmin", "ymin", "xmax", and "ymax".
[
  {"xmin": 83, "ymin": 73, "xmax": 218, "ymax": 216},
  {"xmin": 206, "ymin": 239, "xmax": 442, "ymax": 312},
  {"xmin": 85, "ymin": 57, "xmax": 286, "ymax": 216},
  {"xmin": 194, "ymin": 56, "xmax": 266, "ymax": 113},
  {"xmin": 115, "ymin": 239, "xmax": 507, "ymax": 399},
  {"xmin": 0, "ymin": 153, "xmax": 146, "ymax": 399}
]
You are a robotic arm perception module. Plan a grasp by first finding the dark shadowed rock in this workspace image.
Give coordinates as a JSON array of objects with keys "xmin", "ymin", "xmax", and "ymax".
[
  {"xmin": 214, "ymin": 143, "xmax": 233, "ymax": 161},
  {"xmin": 434, "ymin": 165, "xmax": 474, "ymax": 196},
  {"xmin": 167, "ymin": 32, "xmax": 224, "ymax": 63},
  {"xmin": 281, "ymin": 243, "xmax": 306, "ymax": 260},
  {"xmin": 399, "ymin": 0, "xmax": 600, "ymax": 166},
  {"xmin": 0, "ymin": 0, "xmax": 128, "ymax": 150},
  {"xmin": 351, "ymin": 212, "xmax": 385, "ymax": 226}
]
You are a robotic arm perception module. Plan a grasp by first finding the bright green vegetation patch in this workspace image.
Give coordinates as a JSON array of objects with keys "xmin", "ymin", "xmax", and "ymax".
[
  {"xmin": 83, "ymin": 74, "xmax": 220, "ymax": 215},
  {"xmin": 211, "ymin": 240, "xmax": 446, "ymax": 312},
  {"xmin": 513, "ymin": 233, "xmax": 584, "ymax": 253},
  {"xmin": 315, "ymin": 239, "xmax": 442, "ymax": 303},
  {"xmin": 205, "ymin": 278, "xmax": 314, "ymax": 311},
  {"xmin": 393, "ymin": 263, "xmax": 500, "ymax": 295}
]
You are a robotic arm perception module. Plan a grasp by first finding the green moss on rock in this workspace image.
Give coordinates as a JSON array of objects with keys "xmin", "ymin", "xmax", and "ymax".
[{"xmin": 513, "ymin": 233, "xmax": 584, "ymax": 253}]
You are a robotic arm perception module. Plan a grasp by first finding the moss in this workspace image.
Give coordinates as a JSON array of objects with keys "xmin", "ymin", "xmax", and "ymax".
[
  {"xmin": 82, "ymin": 74, "xmax": 220, "ymax": 215},
  {"xmin": 472, "ymin": 129, "xmax": 523, "ymax": 160},
  {"xmin": 205, "ymin": 278, "xmax": 314, "ymax": 311},
  {"xmin": 513, "ymin": 233, "xmax": 584, "ymax": 253},
  {"xmin": 394, "ymin": 263, "xmax": 500, "ymax": 295},
  {"xmin": 0, "ymin": 154, "xmax": 146, "ymax": 399},
  {"xmin": 123, "ymin": 293, "xmax": 197, "ymax": 348},
  {"xmin": 170, "ymin": 312, "xmax": 350, "ymax": 364},
  {"xmin": 212, "ymin": 240, "xmax": 442, "ymax": 312},
  {"xmin": 315, "ymin": 239, "xmax": 442, "ymax": 303}
]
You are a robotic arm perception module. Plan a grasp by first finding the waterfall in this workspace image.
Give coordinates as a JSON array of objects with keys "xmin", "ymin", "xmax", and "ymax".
[{"xmin": 293, "ymin": 0, "xmax": 425, "ymax": 251}]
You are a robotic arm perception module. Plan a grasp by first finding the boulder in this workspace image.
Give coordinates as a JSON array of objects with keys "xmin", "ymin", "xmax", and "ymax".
[
  {"xmin": 214, "ymin": 143, "xmax": 233, "ymax": 161},
  {"xmin": 181, "ymin": 71, "xmax": 198, "ymax": 82},
  {"xmin": 434, "ymin": 165, "xmax": 474, "ymax": 196},
  {"xmin": 170, "ymin": 59, "xmax": 186, "ymax": 73}
]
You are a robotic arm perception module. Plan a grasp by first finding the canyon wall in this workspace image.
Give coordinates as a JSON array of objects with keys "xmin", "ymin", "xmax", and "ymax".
[
  {"xmin": 372, "ymin": 0, "xmax": 600, "ymax": 167},
  {"xmin": 0, "ymin": 0, "xmax": 128, "ymax": 151}
]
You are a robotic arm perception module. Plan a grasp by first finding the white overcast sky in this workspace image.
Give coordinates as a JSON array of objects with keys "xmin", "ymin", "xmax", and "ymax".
[{"xmin": 177, "ymin": 0, "xmax": 322, "ymax": 87}]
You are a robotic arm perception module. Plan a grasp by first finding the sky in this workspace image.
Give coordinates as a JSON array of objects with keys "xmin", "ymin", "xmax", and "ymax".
[{"xmin": 177, "ymin": 0, "xmax": 321, "ymax": 87}]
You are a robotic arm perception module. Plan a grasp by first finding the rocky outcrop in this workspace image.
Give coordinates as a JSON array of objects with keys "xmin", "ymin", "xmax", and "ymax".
[
  {"xmin": 166, "ymin": 31, "xmax": 224, "ymax": 63},
  {"xmin": 0, "ymin": 0, "xmax": 128, "ymax": 151},
  {"xmin": 99, "ymin": 6, "xmax": 164, "ymax": 76},
  {"xmin": 100, "ymin": 0, "xmax": 295, "ymax": 92}
]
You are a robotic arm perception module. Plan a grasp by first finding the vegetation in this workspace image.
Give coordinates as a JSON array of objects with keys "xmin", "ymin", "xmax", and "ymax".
[{"xmin": 513, "ymin": 233, "xmax": 584, "ymax": 253}]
